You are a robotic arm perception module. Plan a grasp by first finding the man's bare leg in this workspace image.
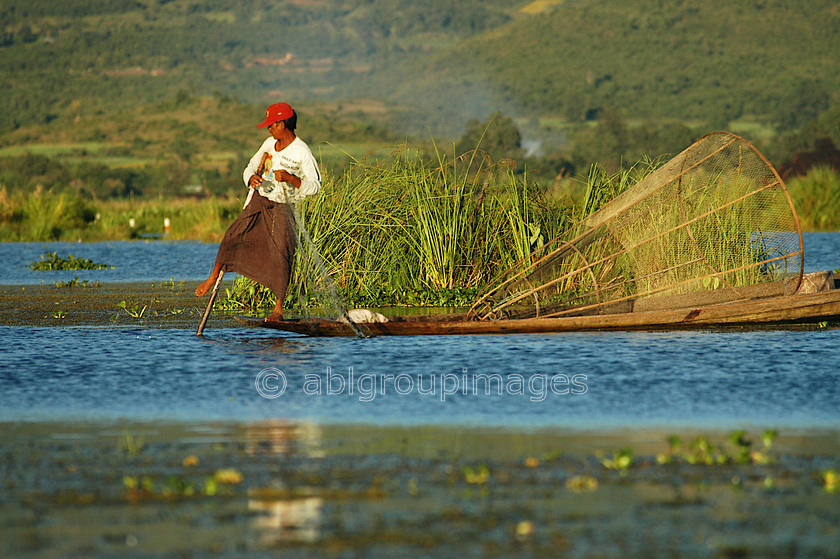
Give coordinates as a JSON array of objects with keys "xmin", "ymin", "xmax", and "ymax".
[
  {"xmin": 265, "ymin": 298, "xmax": 284, "ymax": 322},
  {"xmin": 195, "ymin": 263, "xmax": 223, "ymax": 296}
]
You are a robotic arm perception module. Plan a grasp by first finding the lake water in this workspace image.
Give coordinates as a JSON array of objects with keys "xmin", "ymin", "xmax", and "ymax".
[{"xmin": 1, "ymin": 233, "xmax": 840, "ymax": 430}]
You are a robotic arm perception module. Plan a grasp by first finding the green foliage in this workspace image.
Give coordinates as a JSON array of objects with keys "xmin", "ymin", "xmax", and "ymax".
[
  {"xmin": 54, "ymin": 277, "xmax": 100, "ymax": 288},
  {"xmin": 0, "ymin": 0, "xmax": 515, "ymax": 134},
  {"xmin": 774, "ymin": 79, "xmax": 835, "ymax": 133},
  {"xmin": 29, "ymin": 251, "xmax": 113, "ymax": 271},
  {"xmin": 433, "ymin": 1, "xmax": 839, "ymax": 129},
  {"xmin": 786, "ymin": 166, "xmax": 840, "ymax": 231},
  {"xmin": 0, "ymin": 94, "xmax": 401, "ymax": 203}
]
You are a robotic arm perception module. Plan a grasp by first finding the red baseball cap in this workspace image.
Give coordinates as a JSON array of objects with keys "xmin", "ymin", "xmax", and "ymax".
[{"xmin": 257, "ymin": 102, "xmax": 294, "ymax": 128}]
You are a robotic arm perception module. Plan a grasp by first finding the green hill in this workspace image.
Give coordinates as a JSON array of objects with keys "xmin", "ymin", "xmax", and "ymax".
[
  {"xmin": 1, "ymin": 0, "xmax": 838, "ymax": 172},
  {"xmin": 0, "ymin": 0, "xmax": 520, "ymax": 134},
  {"xmin": 355, "ymin": 1, "xmax": 839, "ymax": 137}
]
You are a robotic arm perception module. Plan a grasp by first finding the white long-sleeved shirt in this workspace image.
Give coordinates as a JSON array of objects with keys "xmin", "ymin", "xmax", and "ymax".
[{"xmin": 242, "ymin": 136, "xmax": 321, "ymax": 206}]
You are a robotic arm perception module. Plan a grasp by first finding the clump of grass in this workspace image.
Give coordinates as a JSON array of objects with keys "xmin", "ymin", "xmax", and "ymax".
[
  {"xmin": 23, "ymin": 187, "xmax": 98, "ymax": 240},
  {"xmin": 222, "ymin": 145, "xmax": 573, "ymax": 312},
  {"xmin": 0, "ymin": 186, "xmax": 97, "ymax": 240},
  {"xmin": 786, "ymin": 165, "xmax": 840, "ymax": 231}
]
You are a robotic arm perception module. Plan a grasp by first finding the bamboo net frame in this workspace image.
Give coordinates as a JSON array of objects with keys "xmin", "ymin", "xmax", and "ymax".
[{"xmin": 469, "ymin": 132, "xmax": 804, "ymax": 321}]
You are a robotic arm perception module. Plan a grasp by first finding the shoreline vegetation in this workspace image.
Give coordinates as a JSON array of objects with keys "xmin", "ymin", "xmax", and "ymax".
[
  {"xmin": 3, "ymin": 144, "xmax": 840, "ymax": 311},
  {"xmin": 3, "ymin": 151, "xmax": 838, "ymax": 245}
]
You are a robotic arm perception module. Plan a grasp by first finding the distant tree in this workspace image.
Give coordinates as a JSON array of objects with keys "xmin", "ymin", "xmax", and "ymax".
[
  {"xmin": 775, "ymin": 79, "xmax": 833, "ymax": 132},
  {"xmin": 455, "ymin": 112, "xmax": 523, "ymax": 163},
  {"xmin": 629, "ymin": 122, "xmax": 696, "ymax": 160},
  {"xmin": 17, "ymin": 25, "xmax": 37, "ymax": 44},
  {"xmin": 766, "ymin": 103, "xmax": 840, "ymax": 165},
  {"xmin": 572, "ymin": 107, "xmax": 629, "ymax": 170}
]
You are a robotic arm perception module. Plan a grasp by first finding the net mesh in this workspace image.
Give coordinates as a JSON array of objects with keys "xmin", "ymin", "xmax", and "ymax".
[
  {"xmin": 289, "ymin": 203, "xmax": 371, "ymax": 337},
  {"xmin": 469, "ymin": 132, "xmax": 804, "ymax": 321}
]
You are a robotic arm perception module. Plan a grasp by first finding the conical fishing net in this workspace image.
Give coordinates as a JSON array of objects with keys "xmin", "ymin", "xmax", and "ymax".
[
  {"xmin": 288, "ymin": 203, "xmax": 371, "ymax": 338},
  {"xmin": 469, "ymin": 132, "xmax": 804, "ymax": 321}
]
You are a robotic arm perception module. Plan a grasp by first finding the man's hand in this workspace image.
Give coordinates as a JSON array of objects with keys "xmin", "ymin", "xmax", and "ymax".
[
  {"xmin": 273, "ymin": 169, "xmax": 302, "ymax": 188},
  {"xmin": 248, "ymin": 175, "xmax": 263, "ymax": 188}
]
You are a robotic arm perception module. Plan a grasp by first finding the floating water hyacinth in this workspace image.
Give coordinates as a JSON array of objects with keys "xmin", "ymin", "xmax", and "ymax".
[{"xmin": 29, "ymin": 251, "xmax": 114, "ymax": 271}]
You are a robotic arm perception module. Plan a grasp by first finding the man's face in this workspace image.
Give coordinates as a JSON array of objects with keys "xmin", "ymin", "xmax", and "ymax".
[{"xmin": 268, "ymin": 120, "xmax": 285, "ymax": 139}]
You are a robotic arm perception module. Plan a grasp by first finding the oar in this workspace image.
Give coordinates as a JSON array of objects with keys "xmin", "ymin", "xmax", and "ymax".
[{"xmin": 196, "ymin": 270, "xmax": 225, "ymax": 336}]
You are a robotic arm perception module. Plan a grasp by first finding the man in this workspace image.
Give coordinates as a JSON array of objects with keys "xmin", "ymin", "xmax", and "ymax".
[{"xmin": 195, "ymin": 102, "xmax": 321, "ymax": 322}]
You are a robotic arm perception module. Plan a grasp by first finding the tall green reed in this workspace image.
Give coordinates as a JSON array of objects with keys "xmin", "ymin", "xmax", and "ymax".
[
  {"xmin": 224, "ymin": 146, "xmax": 575, "ymax": 312},
  {"xmin": 786, "ymin": 166, "xmax": 840, "ymax": 231},
  {"xmin": 18, "ymin": 187, "xmax": 96, "ymax": 240}
]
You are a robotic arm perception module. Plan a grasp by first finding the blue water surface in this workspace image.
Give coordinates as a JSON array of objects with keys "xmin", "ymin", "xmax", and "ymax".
[
  {"xmin": 0, "ymin": 240, "xmax": 219, "ymax": 285},
  {"xmin": 1, "ymin": 326, "xmax": 839, "ymax": 430}
]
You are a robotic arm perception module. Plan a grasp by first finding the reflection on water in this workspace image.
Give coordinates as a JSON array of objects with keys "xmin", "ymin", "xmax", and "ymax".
[
  {"xmin": 243, "ymin": 419, "xmax": 325, "ymax": 544},
  {"xmin": 250, "ymin": 497, "xmax": 323, "ymax": 544},
  {"xmin": 243, "ymin": 419, "xmax": 325, "ymax": 458}
]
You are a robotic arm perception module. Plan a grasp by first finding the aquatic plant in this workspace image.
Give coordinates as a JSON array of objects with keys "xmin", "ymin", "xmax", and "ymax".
[
  {"xmin": 29, "ymin": 251, "xmax": 113, "ymax": 271},
  {"xmin": 54, "ymin": 277, "xmax": 100, "ymax": 288},
  {"xmin": 822, "ymin": 469, "xmax": 839, "ymax": 493},
  {"xmin": 565, "ymin": 475, "xmax": 598, "ymax": 492},
  {"xmin": 463, "ymin": 464, "xmax": 491, "ymax": 485},
  {"xmin": 514, "ymin": 520, "xmax": 535, "ymax": 542},
  {"xmin": 600, "ymin": 448, "xmax": 634, "ymax": 473},
  {"xmin": 123, "ymin": 466, "xmax": 243, "ymax": 501},
  {"xmin": 118, "ymin": 300, "xmax": 147, "ymax": 319},
  {"xmin": 119, "ymin": 431, "xmax": 145, "ymax": 457},
  {"xmin": 219, "ymin": 275, "xmax": 276, "ymax": 312},
  {"xmin": 656, "ymin": 430, "xmax": 777, "ymax": 466}
]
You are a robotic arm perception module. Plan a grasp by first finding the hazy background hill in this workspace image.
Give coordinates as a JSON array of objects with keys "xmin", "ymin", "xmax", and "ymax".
[{"xmin": 1, "ymin": 0, "xmax": 839, "ymax": 196}]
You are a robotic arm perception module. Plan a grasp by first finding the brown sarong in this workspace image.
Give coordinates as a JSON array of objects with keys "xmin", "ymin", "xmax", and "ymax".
[{"xmin": 214, "ymin": 192, "xmax": 296, "ymax": 301}]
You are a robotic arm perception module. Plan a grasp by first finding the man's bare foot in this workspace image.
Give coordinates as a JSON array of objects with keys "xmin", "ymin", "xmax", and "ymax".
[
  {"xmin": 196, "ymin": 264, "xmax": 223, "ymax": 296},
  {"xmin": 195, "ymin": 276, "xmax": 216, "ymax": 297},
  {"xmin": 264, "ymin": 313, "xmax": 285, "ymax": 323},
  {"xmin": 265, "ymin": 299, "xmax": 284, "ymax": 322}
]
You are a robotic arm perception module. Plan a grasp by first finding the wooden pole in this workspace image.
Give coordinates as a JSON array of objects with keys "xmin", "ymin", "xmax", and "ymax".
[{"xmin": 196, "ymin": 270, "xmax": 225, "ymax": 336}]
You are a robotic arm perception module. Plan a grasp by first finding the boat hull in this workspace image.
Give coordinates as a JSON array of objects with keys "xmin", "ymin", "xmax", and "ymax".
[{"xmin": 235, "ymin": 288, "xmax": 840, "ymax": 337}]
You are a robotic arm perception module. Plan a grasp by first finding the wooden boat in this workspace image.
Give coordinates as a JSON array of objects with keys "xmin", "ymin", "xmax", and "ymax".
[
  {"xmin": 235, "ymin": 271, "xmax": 840, "ymax": 337},
  {"xmin": 234, "ymin": 133, "xmax": 840, "ymax": 338}
]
